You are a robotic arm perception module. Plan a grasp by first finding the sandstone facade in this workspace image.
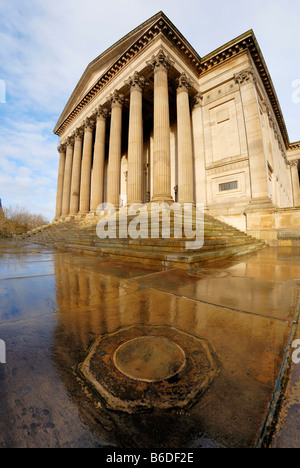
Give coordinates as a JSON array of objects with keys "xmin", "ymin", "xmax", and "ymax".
[{"xmin": 53, "ymin": 12, "xmax": 300, "ymax": 241}]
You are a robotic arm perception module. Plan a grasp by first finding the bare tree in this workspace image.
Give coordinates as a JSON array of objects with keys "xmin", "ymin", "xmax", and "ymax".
[{"xmin": 0, "ymin": 205, "xmax": 49, "ymax": 237}]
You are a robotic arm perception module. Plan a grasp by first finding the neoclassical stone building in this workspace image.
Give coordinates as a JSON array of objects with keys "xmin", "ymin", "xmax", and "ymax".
[{"xmin": 53, "ymin": 12, "xmax": 300, "ymax": 241}]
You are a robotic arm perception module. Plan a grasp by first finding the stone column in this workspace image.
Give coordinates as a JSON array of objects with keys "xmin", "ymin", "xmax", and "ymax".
[
  {"xmin": 79, "ymin": 118, "xmax": 95, "ymax": 215},
  {"xmin": 147, "ymin": 49, "xmax": 174, "ymax": 203},
  {"xmin": 107, "ymin": 91, "xmax": 124, "ymax": 208},
  {"xmin": 61, "ymin": 137, "xmax": 74, "ymax": 218},
  {"xmin": 90, "ymin": 106, "xmax": 108, "ymax": 212},
  {"xmin": 235, "ymin": 68, "xmax": 272, "ymax": 208},
  {"xmin": 290, "ymin": 161, "xmax": 300, "ymax": 207},
  {"xmin": 176, "ymin": 73, "xmax": 194, "ymax": 205},
  {"xmin": 55, "ymin": 144, "xmax": 66, "ymax": 220},
  {"xmin": 126, "ymin": 72, "xmax": 148, "ymax": 205},
  {"xmin": 192, "ymin": 92, "xmax": 206, "ymax": 206},
  {"xmin": 69, "ymin": 128, "xmax": 83, "ymax": 216}
]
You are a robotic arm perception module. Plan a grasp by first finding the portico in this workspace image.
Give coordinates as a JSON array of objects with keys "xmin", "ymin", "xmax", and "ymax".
[
  {"xmin": 54, "ymin": 47, "xmax": 199, "ymax": 220},
  {"xmin": 53, "ymin": 12, "xmax": 300, "ymax": 243}
]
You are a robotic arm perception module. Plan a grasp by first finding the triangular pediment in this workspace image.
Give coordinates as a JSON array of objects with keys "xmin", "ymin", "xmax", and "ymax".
[
  {"xmin": 54, "ymin": 11, "xmax": 291, "ymax": 149},
  {"xmin": 54, "ymin": 12, "xmax": 170, "ymax": 133}
]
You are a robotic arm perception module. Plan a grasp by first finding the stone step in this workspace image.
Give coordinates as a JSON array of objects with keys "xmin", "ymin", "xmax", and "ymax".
[
  {"xmin": 34, "ymin": 231, "xmax": 257, "ymax": 248},
  {"xmin": 25, "ymin": 214, "xmax": 265, "ymax": 269},
  {"xmin": 36, "ymin": 239, "xmax": 263, "ymax": 269}
]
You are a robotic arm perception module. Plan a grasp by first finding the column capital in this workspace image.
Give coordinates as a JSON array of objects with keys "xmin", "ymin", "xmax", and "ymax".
[
  {"xmin": 176, "ymin": 73, "xmax": 192, "ymax": 94},
  {"xmin": 74, "ymin": 127, "xmax": 84, "ymax": 141},
  {"xmin": 191, "ymin": 92, "xmax": 204, "ymax": 109},
  {"xmin": 95, "ymin": 105, "xmax": 108, "ymax": 120},
  {"xmin": 234, "ymin": 67, "xmax": 257, "ymax": 86},
  {"xmin": 107, "ymin": 90, "xmax": 126, "ymax": 108},
  {"xmin": 147, "ymin": 49, "xmax": 174, "ymax": 74},
  {"xmin": 57, "ymin": 143, "xmax": 66, "ymax": 154},
  {"xmin": 84, "ymin": 117, "xmax": 95, "ymax": 132},
  {"xmin": 125, "ymin": 71, "xmax": 149, "ymax": 92},
  {"xmin": 289, "ymin": 160, "xmax": 299, "ymax": 168},
  {"xmin": 66, "ymin": 135, "xmax": 75, "ymax": 147}
]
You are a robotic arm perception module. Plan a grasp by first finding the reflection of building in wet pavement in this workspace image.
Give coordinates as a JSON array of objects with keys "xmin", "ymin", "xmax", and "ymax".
[{"xmin": 52, "ymin": 253, "xmax": 295, "ymax": 448}]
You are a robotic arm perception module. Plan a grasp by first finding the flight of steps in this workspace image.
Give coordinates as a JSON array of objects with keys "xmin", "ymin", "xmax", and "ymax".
[{"xmin": 22, "ymin": 211, "xmax": 266, "ymax": 269}]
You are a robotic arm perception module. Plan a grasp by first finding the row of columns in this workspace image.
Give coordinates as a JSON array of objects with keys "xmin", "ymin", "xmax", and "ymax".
[
  {"xmin": 55, "ymin": 49, "xmax": 196, "ymax": 220},
  {"xmin": 290, "ymin": 161, "xmax": 300, "ymax": 207}
]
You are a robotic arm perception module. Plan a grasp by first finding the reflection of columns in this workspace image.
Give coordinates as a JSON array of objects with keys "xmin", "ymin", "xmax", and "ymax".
[
  {"xmin": 79, "ymin": 118, "xmax": 95, "ymax": 214},
  {"xmin": 70, "ymin": 128, "xmax": 83, "ymax": 216},
  {"xmin": 107, "ymin": 91, "xmax": 124, "ymax": 208},
  {"xmin": 91, "ymin": 106, "xmax": 108, "ymax": 212},
  {"xmin": 147, "ymin": 50, "xmax": 174, "ymax": 203},
  {"xmin": 55, "ymin": 144, "xmax": 66, "ymax": 220},
  {"xmin": 126, "ymin": 72, "xmax": 148, "ymax": 205},
  {"xmin": 176, "ymin": 73, "xmax": 194, "ymax": 205},
  {"xmin": 234, "ymin": 68, "xmax": 271, "ymax": 205},
  {"xmin": 290, "ymin": 161, "xmax": 300, "ymax": 207},
  {"xmin": 62, "ymin": 137, "xmax": 74, "ymax": 217}
]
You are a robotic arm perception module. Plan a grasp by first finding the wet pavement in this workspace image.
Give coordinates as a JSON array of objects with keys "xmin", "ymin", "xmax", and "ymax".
[{"xmin": 0, "ymin": 239, "xmax": 299, "ymax": 448}]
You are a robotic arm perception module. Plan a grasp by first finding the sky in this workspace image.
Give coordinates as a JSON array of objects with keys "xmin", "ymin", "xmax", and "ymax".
[{"xmin": 0, "ymin": 0, "xmax": 299, "ymax": 221}]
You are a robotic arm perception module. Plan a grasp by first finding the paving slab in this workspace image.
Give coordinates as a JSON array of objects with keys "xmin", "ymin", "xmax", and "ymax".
[{"xmin": 0, "ymin": 240, "xmax": 299, "ymax": 448}]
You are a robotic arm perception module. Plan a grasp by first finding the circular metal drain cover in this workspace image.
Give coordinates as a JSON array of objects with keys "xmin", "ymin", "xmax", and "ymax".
[
  {"xmin": 114, "ymin": 336, "xmax": 186, "ymax": 382},
  {"xmin": 79, "ymin": 326, "xmax": 220, "ymax": 413}
]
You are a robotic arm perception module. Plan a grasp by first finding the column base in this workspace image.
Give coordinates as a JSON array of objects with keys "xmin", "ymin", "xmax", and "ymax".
[
  {"xmin": 178, "ymin": 200, "xmax": 196, "ymax": 208},
  {"xmin": 75, "ymin": 212, "xmax": 88, "ymax": 220},
  {"xmin": 151, "ymin": 195, "xmax": 174, "ymax": 204},
  {"xmin": 127, "ymin": 200, "xmax": 144, "ymax": 207},
  {"xmin": 86, "ymin": 211, "xmax": 99, "ymax": 219}
]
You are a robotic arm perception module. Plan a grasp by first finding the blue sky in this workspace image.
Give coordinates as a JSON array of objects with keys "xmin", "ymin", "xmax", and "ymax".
[{"xmin": 0, "ymin": 0, "xmax": 299, "ymax": 220}]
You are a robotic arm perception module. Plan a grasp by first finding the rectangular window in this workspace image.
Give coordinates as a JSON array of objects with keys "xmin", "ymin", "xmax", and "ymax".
[{"xmin": 219, "ymin": 181, "xmax": 238, "ymax": 192}]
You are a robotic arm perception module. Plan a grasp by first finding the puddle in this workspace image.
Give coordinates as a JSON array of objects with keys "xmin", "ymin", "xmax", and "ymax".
[{"xmin": 0, "ymin": 240, "xmax": 298, "ymax": 448}]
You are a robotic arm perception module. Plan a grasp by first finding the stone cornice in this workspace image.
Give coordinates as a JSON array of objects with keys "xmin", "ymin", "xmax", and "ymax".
[
  {"xmin": 53, "ymin": 12, "xmax": 294, "ymax": 149},
  {"xmin": 289, "ymin": 141, "xmax": 300, "ymax": 150}
]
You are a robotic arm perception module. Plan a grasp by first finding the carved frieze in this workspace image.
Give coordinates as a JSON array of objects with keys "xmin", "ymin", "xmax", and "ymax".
[
  {"xmin": 201, "ymin": 80, "xmax": 239, "ymax": 106},
  {"xmin": 206, "ymin": 158, "xmax": 249, "ymax": 176}
]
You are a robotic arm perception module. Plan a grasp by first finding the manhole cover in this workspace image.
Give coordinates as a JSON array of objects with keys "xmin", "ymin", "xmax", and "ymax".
[
  {"xmin": 114, "ymin": 336, "xmax": 186, "ymax": 382},
  {"xmin": 79, "ymin": 325, "xmax": 220, "ymax": 413}
]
